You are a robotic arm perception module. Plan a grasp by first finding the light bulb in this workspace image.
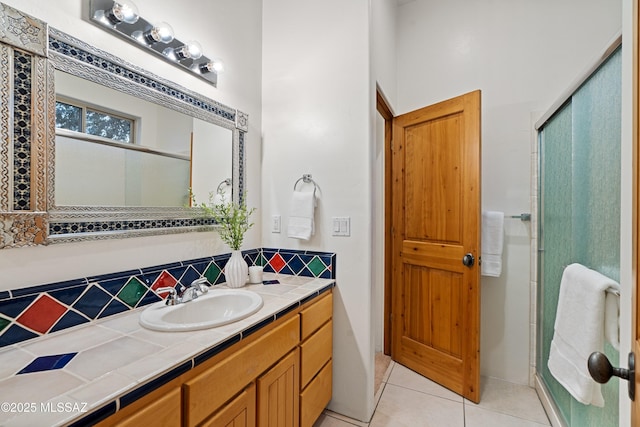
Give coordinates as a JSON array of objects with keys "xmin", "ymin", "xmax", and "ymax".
[
  {"xmin": 186, "ymin": 41, "xmax": 203, "ymax": 60},
  {"xmin": 200, "ymin": 59, "xmax": 224, "ymax": 74},
  {"xmin": 173, "ymin": 41, "xmax": 203, "ymax": 60},
  {"xmin": 142, "ymin": 22, "xmax": 174, "ymax": 44},
  {"xmin": 106, "ymin": 0, "xmax": 139, "ymax": 25}
]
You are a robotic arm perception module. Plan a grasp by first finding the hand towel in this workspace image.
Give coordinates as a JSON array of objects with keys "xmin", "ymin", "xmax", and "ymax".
[
  {"xmin": 604, "ymin": 287, "xmax": 620, "ymax": 351},
  {"xmin": 287, "ymin": 191, "xmax": 315, "ymax": 240},
  {"xmin": 481, "ymin": 211, "xmax": 504, "ymax": 277},
  {"xmin": 547, "ymin": 263, "xmax": 620, "ymax": 407}
]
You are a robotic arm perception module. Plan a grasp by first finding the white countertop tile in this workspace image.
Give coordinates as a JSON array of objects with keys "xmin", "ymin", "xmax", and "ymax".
[{"xmin": 0, "ymin": 273, "xmax": 334, "ymax": 426}]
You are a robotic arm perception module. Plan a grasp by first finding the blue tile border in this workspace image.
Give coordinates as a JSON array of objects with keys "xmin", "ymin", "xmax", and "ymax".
[{"xmin": 0, "ymin": 248, "xmax": 336, "ymax": 348}]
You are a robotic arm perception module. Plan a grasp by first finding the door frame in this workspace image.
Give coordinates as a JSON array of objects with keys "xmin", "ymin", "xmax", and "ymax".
[{"xmin": 376, "ymin": 89, "xmax": 393, "ymax": 356}]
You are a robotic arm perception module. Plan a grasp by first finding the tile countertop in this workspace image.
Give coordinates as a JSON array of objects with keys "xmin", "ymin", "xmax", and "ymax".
[{"xmin": 0, "ymin": 273, "xmax": 335, "ymax": 427}]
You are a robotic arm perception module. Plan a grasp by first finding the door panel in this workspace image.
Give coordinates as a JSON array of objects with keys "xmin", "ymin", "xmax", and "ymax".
[{"xmin": 391, "ymin": 90, "xmax": 481, "ymax": 403}]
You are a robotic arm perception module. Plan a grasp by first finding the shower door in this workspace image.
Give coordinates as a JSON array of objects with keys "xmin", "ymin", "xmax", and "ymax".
[{"xmin": 537, "ymin": 46, "xmax": 621, "ymax": 427}]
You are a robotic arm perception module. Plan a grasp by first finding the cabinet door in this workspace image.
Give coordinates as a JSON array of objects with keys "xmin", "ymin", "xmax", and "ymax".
[
  {"xmin": 113, "ymin": 387, "xmax": 181, "ymax": 427},
  {"xmin": 201, "ymin": 383, "xmax": 256, "ymax": 427},
  {"xmin": 257, "ymin": 348, "xmax": 300, "ymax": 427}
]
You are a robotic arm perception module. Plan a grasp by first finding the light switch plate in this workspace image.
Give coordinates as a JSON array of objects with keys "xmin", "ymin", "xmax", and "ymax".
[
  {"xmin": 332, "ymin": 217, "xmax": 350, "ymax": 236},
  {"xmin": 272, "ymin": 215, "xmax": 281, "ymax": 233}
]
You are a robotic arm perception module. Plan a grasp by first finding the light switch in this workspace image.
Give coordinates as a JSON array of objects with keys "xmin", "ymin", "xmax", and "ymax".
[
  {"xmin": 272, "ymin": 215, "xmax": 281, "ymax": 233},
  {"xmin": 332, "ymin": 217, "xmax": 350, "ymax": 236}
]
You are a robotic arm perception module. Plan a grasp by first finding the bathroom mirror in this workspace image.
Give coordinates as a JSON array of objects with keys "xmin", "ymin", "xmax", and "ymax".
[
  {"xmin": 54, "ymin": 70, "xmax": 233, "ymax": 207},
  {"xmin": 46, "ymin": 28, "xmax": 247, "ymax": 243}
]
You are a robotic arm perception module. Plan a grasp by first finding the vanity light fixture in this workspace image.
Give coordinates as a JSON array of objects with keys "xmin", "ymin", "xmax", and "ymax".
[{"xmin": 89, "ymin": 0, "xmax": 222, "ymax": 86}]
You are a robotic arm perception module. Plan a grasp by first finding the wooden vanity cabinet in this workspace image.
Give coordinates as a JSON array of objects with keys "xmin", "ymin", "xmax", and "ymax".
[{"xmin": 96, "ymin": 290, "xmax": 332, "ymax": 427}]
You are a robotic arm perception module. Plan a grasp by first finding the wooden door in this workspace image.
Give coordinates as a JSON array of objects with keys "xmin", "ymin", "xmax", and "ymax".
[{"xmin": 391, "ymin": 90, "xmax": 481, "ymax": 403}]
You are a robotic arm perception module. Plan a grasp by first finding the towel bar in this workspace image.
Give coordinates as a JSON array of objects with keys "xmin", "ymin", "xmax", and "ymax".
[
  {"xmin": 216, "ymin": 178, "xmax": 231, "ymax": 193},
  {"xmin": 508, "ymin": 213, "xmax": 531, "ymax": 221},
  {"xmin": 294, "ymin": 174, "xmax": 318, "ymax": 197},
  {"xmin": 606, "ymin": 288, "xmax": 620, "ymax": 297}
]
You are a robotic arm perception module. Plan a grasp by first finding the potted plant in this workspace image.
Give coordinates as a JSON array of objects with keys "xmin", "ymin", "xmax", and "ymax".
[{"xmin": 196, "ymin": 191, "xmax": 256, "ymax": 288}]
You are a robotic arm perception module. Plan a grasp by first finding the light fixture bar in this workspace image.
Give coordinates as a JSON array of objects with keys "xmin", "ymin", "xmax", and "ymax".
[{"xmin": 89, "ymin": 0, "xmax": 220, "ymax": 86}]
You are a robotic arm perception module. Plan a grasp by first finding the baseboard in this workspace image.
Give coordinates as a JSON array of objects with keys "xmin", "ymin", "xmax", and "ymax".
[{"xmin": 534, "ymin": 374, "xmax": 567, "ymax": 427}]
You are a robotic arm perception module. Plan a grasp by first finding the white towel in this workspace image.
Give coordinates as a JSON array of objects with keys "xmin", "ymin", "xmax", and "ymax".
[
  {"xmin": 604, "ymin": 289, "xmax": 620, "ymax": 351},
  {"xmin": 481, "ymin": 211, "xmax": 504, "ymax": 277},
  {"xmin": 547, "ymin": 263, "xmax": 620, "ymax": 407},
  {"xmin": 287, "ymin": 191, "xmax": 315, "ymax": 240}
]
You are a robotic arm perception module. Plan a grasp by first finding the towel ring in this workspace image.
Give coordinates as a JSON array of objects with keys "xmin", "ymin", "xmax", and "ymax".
[
  {"xmin": 216, "ymin": 178, "xmax": 232, "ymax": 194},
  {"xmin": 294, "ymin": 174, "xmax": 318, "ymax": 197}
]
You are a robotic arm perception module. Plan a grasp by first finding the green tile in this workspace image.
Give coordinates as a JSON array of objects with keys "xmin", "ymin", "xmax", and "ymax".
[
  {"xmin": 205, "ymin": 262, "xmax": 222, "ymax": 284},
  {"xmin": 0, "ymin": 316, "xmax": 10, "ymax": 333},
  {"xmin": 307, "ymin": 256, "xmax": 327, "ymax": 277},
  {"xmin": 258, "ymin": 254, "xmax": 268, "ymax": 267},
  {"xmin": 117, "ymin": 277, "xmax": 147, "ymax": 307}
]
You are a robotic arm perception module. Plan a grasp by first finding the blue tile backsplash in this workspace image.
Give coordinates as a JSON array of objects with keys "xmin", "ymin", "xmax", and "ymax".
[{"xmin": 0, "ymin": 248, "xmax": 336, "ymax": 348}]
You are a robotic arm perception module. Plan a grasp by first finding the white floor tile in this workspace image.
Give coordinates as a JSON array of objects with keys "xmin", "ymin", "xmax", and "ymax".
[
  {"xmin": 465, "ymin": 404, "xmax": 551, "ymax": 427},
  {"xmin": 386, "ymin": 363, "xmax": 463, "ymax": 403},
  {"xmin": 369, "ymin": 383, "xmax": 464, "ymax": 427},
  {"xmin": 314, "ymin": 412, "xmax": 367, "ymax": 427},
  {"xmin": 465, "ymin": 376, "xmax": 550, "ymax": 425}
]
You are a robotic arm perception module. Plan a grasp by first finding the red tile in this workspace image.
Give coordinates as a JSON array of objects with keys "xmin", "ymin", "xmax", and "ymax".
[
  {"xmin": 16, "ymin": 295, "xmax": 67, "ymax": 334},
  {"xmin": 151, "ymin": 271, "xmax": 177, "ymax": 298},
  {"xmin": 269, "ymin": 253, "xmax": 286, "ymax": 273}
]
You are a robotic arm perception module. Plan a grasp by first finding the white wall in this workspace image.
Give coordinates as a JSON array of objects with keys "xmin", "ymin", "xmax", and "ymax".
[
  {"xmin": 0, "ymin": 0, "xmax": 263, "ymax": 290},
  {"xmin": 396, "ymin": 0, "xmax": 621, "ymax": 385},
  {"xmin": 261, "ymin": 0, "xmax": 374, "ymax": 421}
]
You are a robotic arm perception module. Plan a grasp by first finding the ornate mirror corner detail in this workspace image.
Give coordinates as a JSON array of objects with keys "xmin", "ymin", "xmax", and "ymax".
[
  {"xmin": 236, "ymin": 110, "xmax": 249, "ymax": 132},
  {"xmin": 43, "ymin": 27, "xmax": 246, "ymax": 243},
  {"xmin": 0, "ymin": 3, "xmax": 48, "ymax": 56},
  {"xmin": 0, "ymin": 212, "xmax": 48, "ymax": 249}
]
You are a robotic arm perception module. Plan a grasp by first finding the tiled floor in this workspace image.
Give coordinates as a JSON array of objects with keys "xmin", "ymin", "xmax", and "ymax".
[{"xmin": 315, "ymin": 361, "xmax": 551, "ymax": 427}]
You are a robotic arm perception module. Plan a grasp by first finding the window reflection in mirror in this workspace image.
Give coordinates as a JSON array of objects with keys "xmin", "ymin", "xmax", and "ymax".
[{"xmin": 54, "ymin": 70, "xmax": 233, "ymax": 208}]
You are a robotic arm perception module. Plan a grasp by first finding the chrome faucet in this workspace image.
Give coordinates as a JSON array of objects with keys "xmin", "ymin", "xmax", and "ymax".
[{"xmin": 156, "ymin": 278, "xmax": 210, "ymax": 306}]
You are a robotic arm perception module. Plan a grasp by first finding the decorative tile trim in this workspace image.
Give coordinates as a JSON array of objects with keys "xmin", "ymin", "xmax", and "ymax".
[
  {"xmin": 0, "ymin": 248, "xmax": 336, "ymax": 347},
  {"xmin": 13, "ymin": 50, "xmax": 32, "ymax": 210},
  {"xmin": 48, "ymin": 33, "xmax": 236, "ymax": 124}
]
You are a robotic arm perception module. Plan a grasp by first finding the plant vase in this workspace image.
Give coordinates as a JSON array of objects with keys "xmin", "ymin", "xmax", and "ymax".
[{"xmin": 225, "ymin": 250, "xmax": 248, "ymax": 288}]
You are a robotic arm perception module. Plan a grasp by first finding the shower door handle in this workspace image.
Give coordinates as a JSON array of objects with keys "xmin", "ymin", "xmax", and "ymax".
[{"xmin": 588, "ymin": 351, "xmax": 635, "ymax": 401}]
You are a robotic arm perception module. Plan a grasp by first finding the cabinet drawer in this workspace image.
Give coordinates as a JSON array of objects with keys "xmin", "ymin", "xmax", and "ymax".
[
  {"xmin": 300, "ymin": 292, "xmax": 332, "ymax": 340},
  {"xmin": 184, "ymin": 316, "xmax": 299, "ymax": 427},
  {"xmin": 299, "ymin": 360, "xmax": 332, "ymax": 427},
  {"xmin": 300, "ymin": 320, "xmax": 332, "ymax": 388},
  {"xmin": 113, "ymin": 387, "xmax": 180, "ymax": 427}
]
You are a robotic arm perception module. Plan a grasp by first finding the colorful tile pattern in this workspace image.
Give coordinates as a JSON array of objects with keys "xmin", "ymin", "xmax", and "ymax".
[{"xmin": 0, "ymin": 248, "xmax": 336, "ymax": 347}]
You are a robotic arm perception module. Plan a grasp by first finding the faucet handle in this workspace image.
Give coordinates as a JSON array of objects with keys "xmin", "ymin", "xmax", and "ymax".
[
  {"xmin": 191, "ymin": 277, "xmax": 209, "ymax": 293},
  {"xmin": 156, "ymin": 287, "xmax": 178, "ymax": 305}
]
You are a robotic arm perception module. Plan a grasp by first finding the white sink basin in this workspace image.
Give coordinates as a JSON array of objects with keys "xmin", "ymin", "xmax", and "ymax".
[{"xmin": 139, "ymin": 289, "xmax": 263, "ymax": 332}]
